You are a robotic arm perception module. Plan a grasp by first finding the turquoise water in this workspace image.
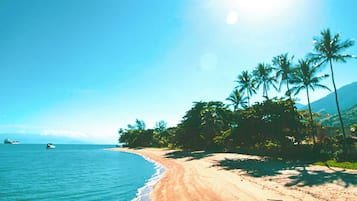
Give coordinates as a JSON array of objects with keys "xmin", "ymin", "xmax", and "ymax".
[{"xmin": 0, "ymin": 144, "xmax": 160, "ymax": 201}]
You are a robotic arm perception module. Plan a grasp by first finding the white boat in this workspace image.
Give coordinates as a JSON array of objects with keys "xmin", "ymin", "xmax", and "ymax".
[
  {"xmin": 4, "ymin": 138, "xmax": 20, "ymax": 144},
  {"xmin": 46, "ymin": 143, "xmax": 56, "ymax": 149}
]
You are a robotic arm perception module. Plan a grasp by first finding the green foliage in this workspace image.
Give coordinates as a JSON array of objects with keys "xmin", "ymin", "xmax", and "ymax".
[
  {"xmin": 253, "ymin": 63, "xmax": 277, "ymax": 99},
  {"xmin": 272, "ymin": 53, "xmax": 294, "ymax": 98},
  {"xmin": 314, "ymin": 160, "xmax": 357, "ymax": 170},
  {"xmin": 127, "ymin": 119, "xmax": 146, "ymax": 130},
  {"xmin": 310, "ymin": 28, "xmax": 355, "ymax": 66},
  {"xmin": 315, "ymin": 134, "xmax": 357, "ymax": 161},
  {"xmin": 351, "ymin": 124, "xmax": 357, "ymax": 136},
  {"xmin": 235, "ymin": 70, "xmax": 256, "ymax": 106},
  {"xmin": 318, "ymin": 134, "xmax": 344, "ymax": 160},
  {"xmin": 308, "ymin": 82, "xmax": 357, "ymax": 114},
  {"xmin": 118, "ymin": 119, "xmax": 153, "ymax": 147},
  {"xmin": 298, "ymin": 109, "xmax": 322, "ymax": 143},
  {"xmin": 226, "ymin": 89, "xmax": 247, "ymax": 111},
  {"xmin": 235, "ymin": 98, "xmax": 305, "ymax": 149},
  {"xmin": 319, "ymin": 105, "xmax": 357, "ymax": 127},
  {"xmin": 290, "ymin": 58, "xmax": 330, "ymax": 143},
  {"xmin": 152, "ymin": 121, "xmax": 172, "ymax": 147},
  {"xmin": 310, "ymin": 28, "xmax": 356, "ymax": 142},
  {"xmin": 117, "ymin": 28, "xmax": 356, "ymax": 163},
  {"xmin": 174, "ymin": 101, "xmax": 233, "ymax": 150}
]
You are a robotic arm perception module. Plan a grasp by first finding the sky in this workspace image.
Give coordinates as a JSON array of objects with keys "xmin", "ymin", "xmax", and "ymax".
[{"xmin": 1, "ymin": 0, "xmax": 357, "ymax": 143}]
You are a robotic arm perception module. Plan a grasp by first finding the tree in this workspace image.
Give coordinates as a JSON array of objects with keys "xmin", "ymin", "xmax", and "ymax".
[
  {"xmin": 309, "ymin": 28, "xmax": 355, "ymax": 143},
  {"xmin": 272, "ymin": 53, "xmax": 295, "ymax": 99},
  {"xmin": 128, "ymin": 119, "xmax": 146, "ymax": 130},
  {"xmin": 235, "ymin": 98, "xmax": 305, "ymax": 151},
  {"xmin": 155, "ymin": 120, "xmax": 167, "ymax": 132},
  {"xmin": 174, "ymin": 101, "xmax": 232, "ymax": 150},
  {"xmin": 153, "ymin": 120, "xmax": 169, "ymax": 147},
  {"xmin": 253, "ymin": 63, "xmax": 277, "ymax": 99},
  {"xmin": 226, "ymin": 89, "xmax": 247, "ymax": 111},
  {"xmin": 119, "ymin": 119, "xmax": 153, "ymax": 147},
  {"xmin": 290, "ymin": 58, "xmax": 330, "ymax": 144},
  {"xmin": 200, "ymin": 102, "xmax": 232, "ymax": 149},
  {"xmin": 235, "ymin": 70, "xmax": 256, "ymax": 106}
]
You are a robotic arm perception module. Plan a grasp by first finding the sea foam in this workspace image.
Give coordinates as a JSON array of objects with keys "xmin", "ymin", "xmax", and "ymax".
[{"xmin": 132, "ymin": 155, "xmax": 166, "ymax": 201}]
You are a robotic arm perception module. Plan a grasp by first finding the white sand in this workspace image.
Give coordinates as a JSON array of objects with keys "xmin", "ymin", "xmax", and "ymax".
[{"xmin": 111, "ymin": 148, "xmax": 357, "ymax": 201}]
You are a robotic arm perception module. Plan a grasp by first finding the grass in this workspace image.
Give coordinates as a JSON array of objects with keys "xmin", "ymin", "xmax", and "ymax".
[{"xmin": 314, "ymin": 160, "xmax": 357, "ymax": 170}]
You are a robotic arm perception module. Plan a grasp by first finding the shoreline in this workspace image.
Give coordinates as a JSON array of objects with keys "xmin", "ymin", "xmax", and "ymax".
[
  {"xmin": 110, "ymin": 148, "xmax": 357, "ymax": 201},
  {"xmin": 107, "ymin": 148, "xmax": 165, "ymax": 201},
  {"xmin": 132, "ymin": 152, "xmax": 166, "ymax": 201}
]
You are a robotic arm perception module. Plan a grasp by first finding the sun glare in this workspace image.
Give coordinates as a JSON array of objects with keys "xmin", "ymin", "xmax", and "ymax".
[
  {"xmin": 226, "ymin": 11, "xmax": 238, "ymax": 24},
  {"xmin": 240, "ymin": 0, "xmax": 288, "ymax": 12},
  {"xmin": 225, "ymin": 0, "xmax": 291, "ymax": 23}
]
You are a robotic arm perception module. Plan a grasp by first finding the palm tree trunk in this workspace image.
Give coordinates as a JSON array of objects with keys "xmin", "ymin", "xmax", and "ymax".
[
  {"xmin": 286, "ymin": 81, "xmax": 292, "ymax": 100},
  {"xmin": 247, "ymin": 89, "xmax": 250, "ymax": 107},
  {"xmin": 263, "ymin": 83, "xmax": 268, "ymax": 99},
  {"xmin": 329, "ymin": 59, "xmax": 347, "ymax": 152},
  {"xmin": 306, "ymin": 87, "xmax": 317, "ymax": 144}
]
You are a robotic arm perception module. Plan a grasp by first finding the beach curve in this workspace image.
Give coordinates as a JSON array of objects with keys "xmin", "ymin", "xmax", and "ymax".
[{"xmin": 110, "ymin": 148, "xmax": 357, "ymax": 201}]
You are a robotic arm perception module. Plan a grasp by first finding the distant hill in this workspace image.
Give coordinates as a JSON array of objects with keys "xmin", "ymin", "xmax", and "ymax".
[
  {"xmin": 300, "ymin": 82, "xmax": 357, "ymax": 114},
  {"xmin": 0, "ymin": 133, "xmax": 89, "ymax": 144},
  {"xmin": 319, "ymin": 104, "xmax": 357, "ymax": 127}
]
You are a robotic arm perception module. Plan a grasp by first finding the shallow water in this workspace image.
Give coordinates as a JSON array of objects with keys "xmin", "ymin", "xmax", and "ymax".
[{"xmin": 0, "ymin": 144, "xmax": 156, "ymax": 201}]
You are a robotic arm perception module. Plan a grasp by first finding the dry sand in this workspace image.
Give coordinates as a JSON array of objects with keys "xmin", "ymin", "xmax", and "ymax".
[{"xmin": 111, "ymin": 148, "xmax": 357, "ymax": 201}]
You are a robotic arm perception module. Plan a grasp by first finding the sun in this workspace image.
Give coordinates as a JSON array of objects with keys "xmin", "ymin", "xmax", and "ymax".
[
  {"xmin": 223, "ymin": 0, "xmax": 291, "ymax": 24},
  {"xmin": 226, "ymin": 11, "xmax": 238, "ymax": 25}
]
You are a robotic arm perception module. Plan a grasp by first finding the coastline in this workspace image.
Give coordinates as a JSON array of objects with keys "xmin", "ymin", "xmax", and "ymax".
[
  {"xmin": 110, "ymin": 148, "xmax": 357, "ymax": 201},
  {"xmin": 131, "ymin": 152, "xmax": 166, "ymax": 201}
]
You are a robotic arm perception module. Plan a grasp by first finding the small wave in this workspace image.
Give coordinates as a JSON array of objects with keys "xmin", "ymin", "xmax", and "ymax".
[{"xmin": 132, "ymin": 155, "xmax": 165, "ymax": 201}]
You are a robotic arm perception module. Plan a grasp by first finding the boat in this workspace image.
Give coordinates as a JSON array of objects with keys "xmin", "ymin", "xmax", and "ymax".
[
  {"xmin": 46, "ymin": 143, "xmax": 56, "ymax": 149},
  {"xmin": 3, "ymin": 138, "xmax": 20, "ymax": 144}
]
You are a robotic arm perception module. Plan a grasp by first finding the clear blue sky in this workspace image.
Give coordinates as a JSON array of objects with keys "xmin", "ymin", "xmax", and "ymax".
[{"xmin": 1, "ymin": 0, "xmax": 356, "ymax": 143}]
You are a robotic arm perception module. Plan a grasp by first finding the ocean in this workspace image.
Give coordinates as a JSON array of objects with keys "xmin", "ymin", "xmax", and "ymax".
[{"xmin": 0, "ymin": 144, "xmax": 164, "ymax": 201}]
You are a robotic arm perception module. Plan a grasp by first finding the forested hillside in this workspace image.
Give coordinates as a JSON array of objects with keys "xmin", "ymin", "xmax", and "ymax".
[
  {"xmin": 319, "ymin": 105, "xmax": 357, "ymax": 127},
  {"xmin": 304, "ymin": 82, "xmax": 357, "ymax": 114}
]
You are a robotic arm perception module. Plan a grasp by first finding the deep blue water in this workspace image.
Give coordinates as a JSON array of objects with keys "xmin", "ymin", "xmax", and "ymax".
[{"xmin": 0, "ymin": 144, "xmax": 158, "ymax": 201}]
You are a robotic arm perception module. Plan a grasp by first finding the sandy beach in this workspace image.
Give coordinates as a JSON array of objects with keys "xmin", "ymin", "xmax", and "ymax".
[{"xmin": 111, "ymin": 148, "xmax": 357, "ymax": 201}]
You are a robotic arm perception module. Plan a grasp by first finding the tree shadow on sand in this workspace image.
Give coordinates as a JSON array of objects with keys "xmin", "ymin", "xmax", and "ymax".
[
  {"xmin": 216, "ymin": 158, "xmax": 357, "ymax": 187},
  {"xmin": 216, "ymin": 158, "xmax": 305, "ymax": 177},
  {"xmin": 285, "ymin": 167, "xmax": 357, "ymax": 187},
  {"xmin": 165, "ymin": 150, "xmax": 214, "ymax": 161}
]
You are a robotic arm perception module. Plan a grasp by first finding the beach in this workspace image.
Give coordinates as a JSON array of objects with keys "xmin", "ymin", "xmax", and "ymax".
[{"xmin": 111, "ymin": 148, "xmax": 357, "ymax": 201}]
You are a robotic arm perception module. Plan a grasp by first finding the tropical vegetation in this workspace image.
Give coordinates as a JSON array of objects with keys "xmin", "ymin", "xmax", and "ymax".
[
  {"xmin": 309, "ymin": 28, "xmax": 355, "ymax": 147},
  {"xmin": 118, "ymin": 29, "xmax": 357, "ymax": 163},
  {"xmin": 289, "ymin": 58, "xmax": 330, "ymax": 144},
  {"xmin": 319, "ymin": 105, "xmax": 357, "ymax": 127},
  {"xmin": 272, "ymin": 53, "xmax": 294, "ymax": 99}
]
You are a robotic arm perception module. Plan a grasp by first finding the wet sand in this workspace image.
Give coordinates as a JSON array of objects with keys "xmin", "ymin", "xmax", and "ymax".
[{"xmin": 111, "ymin": 148, "xmax": 357, "ymax": 201}]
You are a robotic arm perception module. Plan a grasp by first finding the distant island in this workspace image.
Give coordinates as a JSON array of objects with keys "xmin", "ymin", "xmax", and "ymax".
[{"xmin": 0, "ymin": 134, "xmax": 89, "ymax": 144}]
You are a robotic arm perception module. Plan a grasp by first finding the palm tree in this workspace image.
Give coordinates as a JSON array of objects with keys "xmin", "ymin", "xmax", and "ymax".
[
  {"xmin": 226, "ymin": 89, "xmax": 248, "ymax": 111},
  {"xmin": 235, "ymin": 70, "xmax": 256, "ymax": 106},
  {"xmin": 253, "ymin": 63, "xmax": 277, "ymax": 99},
  {"xmin": 290, "ymin": 58, "xmax": 330, "ymax": 144},
  {"xmin": 272, "ymin": 53, "xmax": 294, "ymax": 99},
  {"xmin": 178, "ymin": 101, "xmax": 231, "ymax": 149},
  {"xmin": 309, "ymin": 28, "xmax": 355, "ymax": 142}
]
